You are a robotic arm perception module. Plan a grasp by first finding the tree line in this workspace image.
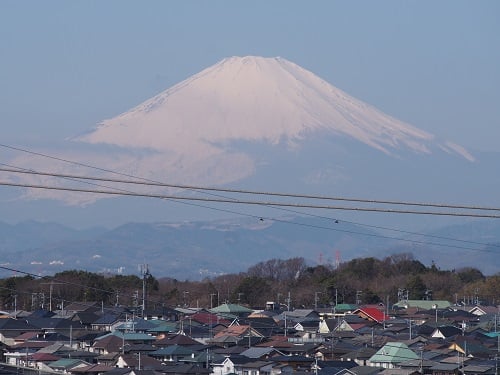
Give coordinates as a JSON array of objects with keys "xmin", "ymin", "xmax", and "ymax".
[{"xmin": 0, "ymin": 253, "xmax": 498, "ymax": 311}]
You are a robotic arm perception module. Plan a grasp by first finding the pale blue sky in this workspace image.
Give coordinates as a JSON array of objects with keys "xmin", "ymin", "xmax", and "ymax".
[{"xmin": 1, "ymin": 1, "xmax": 499, "ymax": 152}]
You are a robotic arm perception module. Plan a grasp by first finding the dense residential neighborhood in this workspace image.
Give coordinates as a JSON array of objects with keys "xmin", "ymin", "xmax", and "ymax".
[{"xmin": 0, "ymin": 295, "xmax": 499, "ymax": 375}]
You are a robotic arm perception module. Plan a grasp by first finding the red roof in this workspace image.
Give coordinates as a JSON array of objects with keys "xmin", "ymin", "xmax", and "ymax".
[{"xmin": 354, "ymin": 307, "xmax": 389, "ymax": 323}]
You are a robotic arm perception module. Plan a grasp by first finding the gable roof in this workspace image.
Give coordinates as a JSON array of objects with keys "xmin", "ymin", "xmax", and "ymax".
[
  {"xmin": 369, "ymin": 342, "xmax": 419, "ymax": 365},
  {"xmin": 150, "ymin": 344, "xmax": 195, "ymax": 357},
  {"xmin": 432, "ymin": 325, "xmax": 462, "ymax": 338},
  {"xmin": 393, "ymin": 300, "xmax": 452, "ymax": 310},
  {"xmin": 240, "ymin": 347, "xmax": 284, "ymax": 359},
  {"xmin": 210, "ymin": 303, "xmax": 253, "ymax": 315},
  {"xmin": 469, "ymin": 305, "xmax": 500, "ymax": 316},
  {"xmin": 29, "ymin": 352, "xmax": 61, "ymax": 362},
  {"xmin": 214, "ymin": 324, "xmax": 264, "ymax": 339},
  {"xmin": 71, "ymin": 363, "xmax": 115, "ymax": 373},
  {"xmin": 188, "ymin": 312, "xmax": 231, "ymax": 326},
  {"xmin": 48, "ymin": 358, "xmax": 90, "ymax": 370},
  {"xmin": 154, "ymin": 333, "xmax": 200, "ymax": 346},
  {"xmin": 354, "ymin": 307, "xmax": 389, "ymax": 323},
  {"xmin": 115, "ymin": 318, "xmax": 158, "ymax": 331},
  {"xmin": 63, "ymin": 301, "xmax": 101, "ymax": 312}
]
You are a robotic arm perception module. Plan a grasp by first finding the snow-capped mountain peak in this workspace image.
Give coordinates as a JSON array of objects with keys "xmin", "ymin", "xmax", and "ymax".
[
  {"xmin": 8, "ymin": 56, "xmax": 475, "ymax": 206},
  {"xmin": 77, "ymin": 56, "xmax": 474, "ymax": 162}
]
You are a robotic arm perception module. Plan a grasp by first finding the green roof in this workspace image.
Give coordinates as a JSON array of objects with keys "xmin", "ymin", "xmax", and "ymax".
[
  {"xmin": 210, "ymin": 303, "xmax": 253, "ymax": 314},
  {"xmin": 370, "ymin": 342, "xmax": 419, "ymax": 364},
  {"xmin": 48, "ymin": 358, "xmax": 88, "ymax": 369},
  {"xmin": 147, "ymin": 320, "xmax": 178, "ymax": 332},
  {"xmin": 334, "ymin": 303, "xmax": 359, "ymax": 312},
  {"xmin": 484, "ymin": 332, "xmax": 500, "ymax": 338},
  {"xmin": 393, "ymin": 300, "xmax": 451, "ymax": 309}
]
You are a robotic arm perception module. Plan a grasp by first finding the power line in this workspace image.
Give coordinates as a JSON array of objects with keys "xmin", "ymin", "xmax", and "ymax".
[
  {"xmin": 2, "ymin": 180, "xmax": 500, "ymax": 219},
  {"xmin": 2, "ymin": 166, "xmax": 499, "ymax": 213},
  {"xmin": 3, "ymin": 173, "xmax": 499, "ymax": 251},
  {"xmin": 2, "ymin": 165, "xmax": 499, "ymax": 250},
  {"xmin": 2, "ymin": 143, "xmax": 499, "ymax": 254}
]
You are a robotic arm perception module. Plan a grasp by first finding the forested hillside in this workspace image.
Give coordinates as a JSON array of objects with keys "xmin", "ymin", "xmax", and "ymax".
[{"xmin": 1, "ymin": 253, "xmax": 498, "ymax": 311}]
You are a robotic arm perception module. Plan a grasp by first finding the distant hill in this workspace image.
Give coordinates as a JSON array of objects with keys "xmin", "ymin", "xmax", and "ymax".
[{"xmin": 0, "ymin": 217, "xmax": 498, "ymax": 280}]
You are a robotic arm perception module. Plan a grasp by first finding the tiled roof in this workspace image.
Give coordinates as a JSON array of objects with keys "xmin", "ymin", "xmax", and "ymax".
[
  {"xmin": 154, "ymin": 333, "xmax": 200, "ymax": 346},
  {"xmin": 29, "ymin": 352, "xmax": 61, "ymax": 361},
  {"xmin": 48, "ymin": 358, "xmax": 89, "ymax": 369},
  {"xmin": 369, "ymin": 342, "xmax": 419, "ymax": 364},
  {"xmin": 150, "ymin": 344, "xmax": 195, "ymax": 356},
  {"xmin": 71, "ymin": 363, "xmax": 115, "ymax": 373},
  {"xmin": 210, "ymin": 303, "xmax": 253, "ymax": 314},
  {"xmin": 354, "ymin": 307, "xmax": 389, "ymax": 323}
]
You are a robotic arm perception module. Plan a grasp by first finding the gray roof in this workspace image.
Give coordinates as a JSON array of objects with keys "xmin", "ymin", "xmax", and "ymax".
[{"xmin": 240, "ymin": 347, "xmax": 282, "ymax": 359}]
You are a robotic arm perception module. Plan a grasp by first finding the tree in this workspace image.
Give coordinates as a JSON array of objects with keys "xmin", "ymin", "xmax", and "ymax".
[
  {"xmin": 406, "ymin": 275, "xmax": 427, "ymax": 300},
  {"xmin": 456, "ymin": 267, "xmax": 484, "ymax": 284},
  {"xmin": 234, "ymin": 276, "xmax": 270, "ymax": 307}
]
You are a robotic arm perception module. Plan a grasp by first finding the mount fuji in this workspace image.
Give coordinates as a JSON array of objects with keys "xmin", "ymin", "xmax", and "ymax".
[
  {"xmin": 78, "ymin": 56, "xmax": 473, "ymax": 161},
  {"xmin": 4, "ymin": 56, "xmax": 499, "ymax": 276},
  {"xmin": 7, "ymin": 56, "xmax": 485, "ymax": 217}
]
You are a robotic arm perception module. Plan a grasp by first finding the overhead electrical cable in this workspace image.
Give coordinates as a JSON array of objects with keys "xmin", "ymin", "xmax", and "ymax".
[
  {"xmin": 1, "ymin": 143, "xmax": 499, "ymax": 254},
  {"xmin": 2, "ymin": 179, "xmax": 498, "ymax": 252},
  {"xmin": 1, "ymin": 166, "xmax": 499, "ymax": 213},
  {"xmin": 2, "ymin": 165, "xmax": 498, "ymax": 250},
  {"xmin": 1, "ymin": 180, "xmax": 500, "ymax": 219}
]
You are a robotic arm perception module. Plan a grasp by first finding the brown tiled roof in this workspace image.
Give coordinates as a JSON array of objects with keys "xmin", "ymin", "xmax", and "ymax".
[
  {"xmin": 72, "ymin": 364, "xmax": 115, "ymax": 373},
  {"xmin": 154, "ymin": 333, "xmax": 200, "ymax": 346}
]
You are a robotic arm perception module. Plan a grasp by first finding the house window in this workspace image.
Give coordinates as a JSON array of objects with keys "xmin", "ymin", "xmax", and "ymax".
[
  {"xmin": 251, "ymin": 371, "xmax": 257, "ymax": 375},
  {"xmin": 243, "ymin": 371, "xmax": 249, "ymax": 375}
]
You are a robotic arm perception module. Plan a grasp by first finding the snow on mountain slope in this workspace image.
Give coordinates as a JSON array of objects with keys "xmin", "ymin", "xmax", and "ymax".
[
  {"xmin": 77, "ymin": 56, "xmax": 474, "ymax": 161},
  {"xmin": 7, "ymin": 56, "xmax": 474, "ymax": 206}
]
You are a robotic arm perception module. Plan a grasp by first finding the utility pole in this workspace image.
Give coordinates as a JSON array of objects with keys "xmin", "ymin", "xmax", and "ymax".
[
  {"xmin": 418, "ymin": 345, "xmax": 424, "ymax": 374},
  {"xmin": 41, "ymin": 281, "xmax": 64, "ymax": 311},
  {"xmin": 356, "ymin": 290, "xmax": 362, "ymax": 305},
  {"xmin": 139, "ymin": 264, "xmax": 150, "ymax": 317},
  {"xmin": 314, "ymin": 292, "xmax": 322, "ymax": 310},
  {"xmin": 335, "ymin": 289, "xmax": 338, "ymax": 312},
  {"xmin": 495, "ymin": 331, "xmax": 499, "ymax": 375}
]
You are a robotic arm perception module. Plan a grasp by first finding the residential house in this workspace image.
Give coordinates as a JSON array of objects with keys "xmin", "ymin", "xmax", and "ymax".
[
  {"xmin": 431, "ymin": 326, "xmax": 462, "ymax": 340},
  {"xmin": 233, "ymin": 360, "xmax": 275, "ymax": 375},
  {"xmin": 369, "ymin": 342, "xmax": 419, "ymax": 369},
  {"xmin": 210, "ymin": 304, "xmax": 254, "ymax": 318}
]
